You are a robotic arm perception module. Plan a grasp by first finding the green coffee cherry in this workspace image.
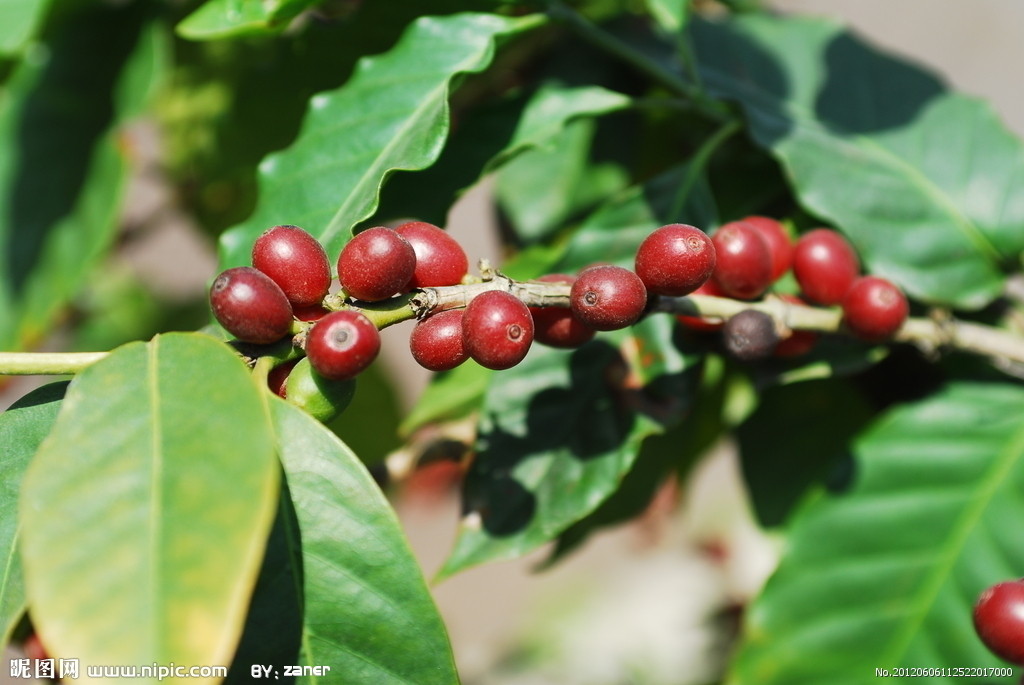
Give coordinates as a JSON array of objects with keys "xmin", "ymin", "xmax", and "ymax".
[{"xmin": 284, "ymin": 357, "xmax": 356, "ymax": 423}]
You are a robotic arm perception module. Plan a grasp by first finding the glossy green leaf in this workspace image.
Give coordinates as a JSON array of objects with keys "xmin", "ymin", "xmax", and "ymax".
[
  {"xmin": 731, "ymin": 382, "xmax": 1024, "ymax": 684},
  {"xmin": 19, "ymin": 333, "xmax": 279, "ymax": 677},
  {"xmin": 219, "ymin": 12, "xmax": 544, "ymax": 268},
  {"xmin": 400, "ymin": 361, "xmax": 491, "ymax": 437},
  {"xmin": 0, "ymin": 0, "xmax": 47, "ymax": 56},
  {"xmin": 439, "ymin": 315, "xmax": 703, "ymax": 578},
  {"xmin": 0, "ymin": 382, "xmax": 67, "ymax": 646},
  {"xmin": 0, "ymin": 1, "xmax": 163, "ymax": 351},
  {"xmin": 692, "ymin": 15, "xmax": 1024, "ymax": 309},
  {"xmin": 737, "ymin": 378, "xmax": 873, "ymax": 528},
  {"xmin": 177, "ymin": 0, "xmax": 319, "ymax": 40},
  {"xmin": 271, "ymin": 399, "xmax": 458, "ymax": 684}
]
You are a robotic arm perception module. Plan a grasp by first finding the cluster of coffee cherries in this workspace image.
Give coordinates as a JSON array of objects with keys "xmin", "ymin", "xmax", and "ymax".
[
  {"xmin": 973, "ymin": 578, "xmax": 1024, "ymax": 665},
  {"xmin": 209, "ymin": 218, "xmax": 910, "ymax": 418},
  {"xmin": 662, "ymin": 217, "xmax": 910, "ymax": 360}
]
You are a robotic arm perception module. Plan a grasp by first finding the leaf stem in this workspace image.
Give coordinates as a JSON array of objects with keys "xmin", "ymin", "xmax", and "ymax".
[{"xmin": 0, "ymin": 352, "xmax": 108, "ymax": 376}]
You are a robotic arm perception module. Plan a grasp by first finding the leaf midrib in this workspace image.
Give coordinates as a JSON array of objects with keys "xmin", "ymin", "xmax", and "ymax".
[{"xmin": 147, "ymin": 338, "xmax": 163, "ymax": 657}]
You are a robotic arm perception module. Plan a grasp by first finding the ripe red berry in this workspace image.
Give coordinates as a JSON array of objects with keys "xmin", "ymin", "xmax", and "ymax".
[
  {"xmin": 410, "ymin": 309, "xmax": 469, "ymax": 371},
  {"xmin": 292, "ymin": 304, "xmax": 329, "ymax": 322},
  {"xmin": 210, "ymin": 266, "xmax": 294, "ymax": 344},
  {"xmin": 251, "ymin": 224, "xmax": 332, "ymax": 306},
  {"xmin": 774, "ymin": 295, "xmax": 818, "ymax": 357},
  {"xmin": 530, "ymin": 274, "xmax": 595, "ymax": 348},
  {"xmin": 570, "ymin": 265, "xmax": 647, "ymax": 331},
  {"xmin": 793, "ymin": 229, "xmax": 860, "ymax": 305},
  {"xmin": 395, "ymin": 221, "xmax": 469, "ymax": 289},
  {"xmin": 676, "ymin": 279, "xmax": 726, "ymax": 332},
  {"xmin": 337, "ymin": 226, "xmax": 417, "ymax": 301},
  {"xmin": 711, "ymin": 221, "xmax": 773, "ymax": 300},
  {"xmin": 306, "ymin": 310, "xmax": 380, "ymax": 380},
  {"xmin": 742, "ymin": 216, "xmax": 792, "ymax": 281},
  {"xmin": 842, "ymin": 276, "xmax": 908, "ymax": 341},
  {"xmin": 973, "ymin": 579, "xmax": 1024, "ymax": 664},
  {"xmin": 634, "ymin": 224, "xmax": 716, "ymax": 296},
  {"xmin": 268, "ymin": 358, "xmax": 300, "ymax": 398},
  {"xmin": 462, "ymin": 290, "xmax": 534, "ymax": 370}
]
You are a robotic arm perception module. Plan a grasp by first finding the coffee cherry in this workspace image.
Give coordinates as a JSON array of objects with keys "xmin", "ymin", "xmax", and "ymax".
[
  {"xmin": 711, "ymin": 221, "xmax": 773, "ymax": 300},
  {"xmin": 774, "ymin": 295, "xmax": 818, "ymax": 357},
  {"xmin": 530, "ymin": 274, "xmax": 595, "ymax": 348},
  {"xmin": 634, "ymin": 224, "xmax": 716, "ymax": 296},
  {"xmin": 842, "ymin": 276, "xmax": 908, "ymax": 341},
  {"xmin": 676, "ymin": 279, "xmax": 726, "ymax": 332},
  {"xmin": 973, "ymin": 579, "xmax": 1024, "ymax": 664},
  {"xmin": 292, "ymin": 304, "xmax": 329, "ymax": 322},
  {"xmin": 410, "ymin": 309, "xmax": 469, "ymax": 371},
  {"xmin": 251, "ymin": 224, "xmax": 332, "ymax": 306},
  {"xmin": 462, "ymin": 290, "xmax": 534, "ymax": 370},
  {"xmin": 306, "ymin": 310, "xmax": 380, "ymax": 380},
  {"xmin": 210, "ymin": 266, "xmax": 294, "ymax": 344},
  {"xmin": 722, "ymin": 309, "xmax": 779, "ymax": 361},
  {"xmin": 268, "ymin": 358, "xmax": 300, "ymax": 397},
  {"xmin": 285, "ymin": 357, "xmax": 356, "ymax": 422},
  {"xmin": 793, "ymin": 229, "xmax": 860, "ymax": 305},
  {"xmin": 570, "ymin": 265, "xmax": 647, "ymax": 331},
  {"xmin": 395, "ymin": 221, "xmax": 469, "ymax": 288},
  {"xmin": 337, "ymin": 226, "xmax": 416, "ymax": 301},
  {"xmin": 742, "ymin": 216, "xmax": 792, "ymax": 281}
]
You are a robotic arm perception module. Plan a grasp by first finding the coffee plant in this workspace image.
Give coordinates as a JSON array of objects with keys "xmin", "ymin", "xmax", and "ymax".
[{"xmin": 3, "ymin": 0, "xmax": 1024, "ymax": 683}]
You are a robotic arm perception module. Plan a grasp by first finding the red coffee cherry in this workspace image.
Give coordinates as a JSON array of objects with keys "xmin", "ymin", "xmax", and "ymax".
[
  {"xmin": 210, "ymin": 266, "xmax": 294, "ymax": 344},
  {"xmin": 462, "ymin": 290, "xmax": 534, "ymax": 370},
  {"xmin": 742, "ymin": 216, "xmax": 792, "ymax": 282},
  {"xmin": 292, "ymin": 304, "xmax": 329, "ymax": 322},
  {"xmin": 711, "ymin": 221, "xmax": 773, "ymax": 300},
  {"xmin": 722, "ymin": 309, "xmax": 779, "ymax": 361},
  {"xmin": 973, "ymin": 579, "xmax": 1024, "ymax": 664},
  {"xmin": 676, "ymin": 279, "xmax": 726, "ymax": 333},
  {"xmin": 267, "ymin": 358, "xmax": 300, "ymax": 398},
  {"xmin": 842, "ymin": 276, "xmax": 908, "ymax": 341},
  {"xmin": 793, "ymin": 229, "xmax": 860, "ymax": 305},
  {"xmin": 395, "ymin": 221, "xmax": 469, "ymax": 289},
  {"xmin": 337, "ymin": 226, "xmax": 417, "ymax": 301},
  {"xmin": 774, "ymin": 295, "xmax": 818, "ymax": 357},
  {"xmin": 530, "ymin": 274, "xmax": 595, "ymax": 349},
  {"xmin": 570, "ymin": 265, "xmax": 647, "ymax": 331},
  {"xmin": 306, "ymin": 310, "xmax": 380, "ymax": 380},
  {"xmin": 410, "ymin": 309, "xmax": 469, "ymax": 371},
  {"xmin": 251, "ymin": 224, "xmax": 332, "ymax": 307},
  {"xmin": 634, "ymin": 223, "xmax": 716, "ymax": 296}
]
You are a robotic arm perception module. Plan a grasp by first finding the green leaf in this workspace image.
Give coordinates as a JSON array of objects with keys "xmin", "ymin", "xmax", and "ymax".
[
  {"xmin": 219, "ymin": 12, "xmax": 544, "ymax": 267},
  {"xmin": 692, "ymin": 15, "xmax": 1024, "ymax": 308},
  {"xmin": 731, "ymin": 382, "xmax": 1024, "ymax": 684},
  {"xmin": 0, "ymin": 0, "xmax": 47, "ymax": 56},
  {"xmin": 177, "ymin": 0, "xmax": 320, "ymax": 40},
  {"xmin": 0, "ymin": 382, "xmax": 67, "ymax": 646},
  {"xmin": 271, "ymin": 399, "xmax": 458, "ymax": 684},
  {"xmin": 0, "ymin": 1, "xmax": 164, "ymax": 351},
  {"xmin": 19, "ymin": 333, "xmax": 279, "ymax": 676},
  {"xmin": 737, "ymin": 378, "xmax": 873, "ymax": 528},
  {"xmin": 439, "ymin": 315, "xmax": 703, "ymax": 578},
  {"xmin": 400, "ymin": 361, "xmax": 491, "ymax": 437},
  {"xmin": 645, "ymin": 0, "xmax": 688, "ymax": 33}
]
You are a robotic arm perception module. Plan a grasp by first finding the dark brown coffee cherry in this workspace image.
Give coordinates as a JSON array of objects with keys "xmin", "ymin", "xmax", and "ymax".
[
  {"xmin": 251, "ymin": 224, "xmax": 332, "ymax": 306},
  {"xmin": 974, "ymin": 579, "xmax": 1024, "ymax": 665},
  {"xmin": 462, "ymin": 290, "xmax": 534, "ymax": 370},
  {"xmin": 529, "ymin": 274, "xmax": 595, "ymax": 348},
  {"xmin": 306, "ymin": 310, "xmax": 380, "ymax": 380},
  {"xmin": 634, "ymin": 224, "xmax": 716, "ymax": 296},
  {"xmin": 410, "ymin": 309, "xmax": 469, "ymax": 371},
  {"xmin": 570, "ymin": 265, "xmax": 647, "ymax": 331},
  {"xmin": 395, "ymin": 221, "xmax": 469, "ymax": 289},
  {"xmin": 722, "ymin": 309, "xmax": 779, "ymax": 361},
  {"xmin": 711, "ymin": 221, "xmax": 773, "ymax": 300},
  {"xmin": 842, "ymin": 276, "xmax": 908, "ymax": 341},
  {"xmin": 337, "ymin": 226, "xmax": 417, "ymax": 301},
  {"xmin": 210, "ymin": 266, "xmax": 294, "ymax": 344},
  {"xmin": 742, "ymin": 216, "xmax": 792, "ymax": 282},
  {"xmin": 793, "ymin": 229, "xmax": 860, "ymax": 305}
]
